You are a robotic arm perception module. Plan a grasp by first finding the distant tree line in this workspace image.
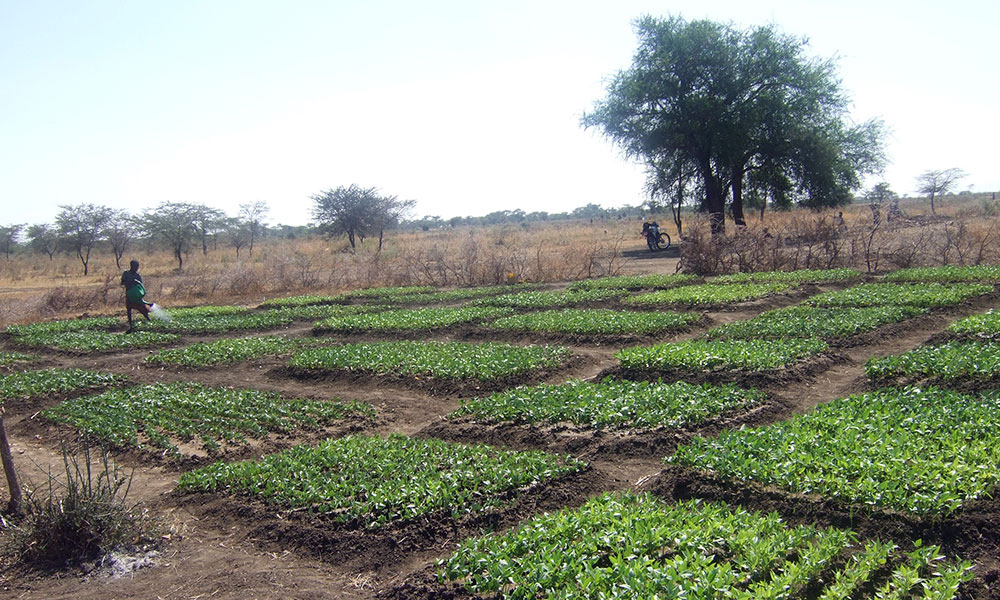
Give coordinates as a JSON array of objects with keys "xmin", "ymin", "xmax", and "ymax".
[{"xmin": 0, "ymin": 201, "xmax": 270, "ymax": 274}]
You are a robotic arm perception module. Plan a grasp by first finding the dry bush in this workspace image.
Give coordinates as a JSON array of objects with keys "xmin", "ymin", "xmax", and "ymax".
[{"xmin": 678, "ymin": 206, "xmax": 1000, "ymax": 276}]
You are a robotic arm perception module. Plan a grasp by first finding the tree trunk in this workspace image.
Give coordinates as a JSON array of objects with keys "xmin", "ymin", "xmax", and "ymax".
[
  {"xmin": 700, "ymin": 158, "xmax": 726, "ymax": 235},
  {"xmin": 673, "ymin": 171, "xmax": 684, "ymax": 236},
  {"xmin": 705, "ymin": 179, "xmax": 726, "ymax": 235},
  {"xmin": 347, "ymin": 230, "xmax": 356, "ymax": 249},
  {"xmin": 175, "ymin": 247, "xmax": 183, "ymax": 270},
  {"xmin": 0, "ymin": 408, "xmax": 24, "ymax": 515},
  {"xmin": 731, "ymin": 164, "xmax": 747, "ymax": 227},
  {"xmin": 930, "ymin": 192, "xmax": 936, "ymax": 215}
]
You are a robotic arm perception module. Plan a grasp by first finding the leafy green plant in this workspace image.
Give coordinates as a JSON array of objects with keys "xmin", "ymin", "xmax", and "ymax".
[
  {"xmin": 441, "ymin": 492, "xmax": 859, "ymax": 600},
  {"xmin": 883, "ymin": 264, "xmax": 1000, "ymax": 283},
  {"xmin": 0, "ymin": 368, "xmax": 126, "ymax": 403},
  {"xmin": 616, "ymin": 338, "xmax": 828, "ymax": 372},
  {"xmin": 338, "ymin": 285, "xmax": 436, "ymax": 300},
  {"xmin": 707, "ymin": 305, "xmax": 927, "ymax": 340},
  {"xmin": 709, "ymin": 267, "xmax": 862, "ymax": 284},
  {"xmin": 452, "ymin": 379, "xmax": 765, "ymax": 430},
  {"xmin": 473, "ymin": 288, "xmax": 628, "ymax": 308},
  {"xmin": 672, "ymin": 386, "xmax": 1000, "ymax": 514},
  {"xmin": 817, "ymin": 540, "xmax": 895, "ymax": 600},
  {"xmin": 0, "ymin": 351, "xmax": 34, "ymax": 367},
  {"xmin": 144, "ymin": 336, "xmax": 317, "ymax": 366},
  {"xmin": 807, "ymin": 283, "xmax": 992, "ymax": 308},
  {"xmin": 946, "ymin": 309, "xmax": 1000, "ymax": 339},
  {"xmin": 259, "ymin": 294, "xmax": 344, "ymax": 308},
  {"xmin": 178, "ymin": 434, "xmax": 585, "ymax": 528},
  {"xmin": 623, "ymin": 283, "xmax": 791, "ymax": 307},
  {"xmin": 865, "ymin": 340, "xmax": 1000, "ymax": 383},
  {"xmin": 43, "ymin": 382, "xmax": 373, "ymax": 456},
  {"xmin": 569, "ymin": 273, "xmax": 698, "ymax": 290},
  {"xmin": 313, "ymin": 306, "xmax": 513, "ymax": 332},
  {"xmin": 6, "ymin": 316, "xmax": 119, "ymax": 337},
  {"xmin": 290, "ymin": 341, "xmax": 571, "ymax": 381},
  {"xmin": 386, "ymin": 283, "xmax": 539, "ymax": 304},
  {"xmin": 487, "ymin": 308, "xmax": 700, "ymax": 335},
  {"xmin": 12, "ymin": 330, "xmax": 179, "ymax": 352}
]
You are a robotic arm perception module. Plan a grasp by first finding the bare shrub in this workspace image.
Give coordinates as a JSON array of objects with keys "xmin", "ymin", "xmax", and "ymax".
[{"xmin": 3, "ymin": 443, "xmax": 158, "ymax": 567}]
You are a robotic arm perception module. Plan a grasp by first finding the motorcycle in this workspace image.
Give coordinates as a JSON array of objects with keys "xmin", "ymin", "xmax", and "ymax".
[{"xmin": 641, "ymin": 221, "xmax": 671, "ymax": 251}]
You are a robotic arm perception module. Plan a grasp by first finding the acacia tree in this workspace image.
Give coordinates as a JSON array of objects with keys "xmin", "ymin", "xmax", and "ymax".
[
  {"xmin": 56, "ymin": 204, "xmax": 114, "ymax": 275},
  {"xmin": 191, "ymin": 204, "xmax": 227, "ymax": 255},
  {"xmin": 104, "ymin": 210, "xmax": 135, "ymax": 269},
  {"xmin": 141, "ymin": 202, "xmax": 200, "ymax": 270},
  {"xmin": 0, "ymin": 224, "xmax": 23, "ymax": 259},
  {"xmin": 238, "ymin": 201, "xmax": 269, "ymax": 256},
  {"xmin": 916, "ymin": 168, "xmax": 966, "ymax": 215},
  {"xmin": 311, "ymin": 185, "xmax": 411, "ymax": 250},
  {"xmin": 583, "ymin": 16, "xmax": 885, "ymax": 234},
  {"xmin": 26, "ymin": 224, "xmax": 59, "ymax": 260}
]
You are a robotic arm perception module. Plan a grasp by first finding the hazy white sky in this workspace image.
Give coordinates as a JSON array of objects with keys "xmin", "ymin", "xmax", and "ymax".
[{"xmin": 2, "ymin": 0, "xmax": 997, "ymax": 226}]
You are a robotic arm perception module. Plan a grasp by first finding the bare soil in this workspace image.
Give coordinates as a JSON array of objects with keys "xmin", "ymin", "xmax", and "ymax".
[{"xmin": 3, "ymin": 269, "xmax": 1000, "ymax": 599}]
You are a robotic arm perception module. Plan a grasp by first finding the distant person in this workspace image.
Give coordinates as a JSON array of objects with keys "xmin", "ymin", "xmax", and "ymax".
[
  {"xmin": 835, "ymin": 211, "xmax": 847, "ymax": 233},
  {"xmin": 120, "ymin": 259, "xmax": 152, "ymax": 333}
]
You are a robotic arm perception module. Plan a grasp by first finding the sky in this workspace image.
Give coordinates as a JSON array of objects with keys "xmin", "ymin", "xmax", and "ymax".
[{"xmin": 2, "ymin": 0, "xmax": 997, "ymax": 227}]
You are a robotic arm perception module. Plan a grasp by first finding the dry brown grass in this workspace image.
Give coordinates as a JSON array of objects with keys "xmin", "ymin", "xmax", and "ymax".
[
  {"xmin": 0, "ymin": 220, "xmax": 637, "ymax": 326},
  {"xmin": 2, "ymin": 193, "xmax": 996, "ymax": 326}
]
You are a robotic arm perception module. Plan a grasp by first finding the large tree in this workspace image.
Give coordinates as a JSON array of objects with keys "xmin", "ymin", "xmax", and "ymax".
[
  {"xmin": 916, "ymin": 168, "xmax": 966, "ymax": 215},
  {"xmin": 583, "ymin": 15, "xmax": 885, "ymax": 234},
  {"xmin": 311, "ymin": 185, "xmax": 411, "ymax": 250},
  {"xmin": 140, "ymin": 202, "xmax": 200, "ymax": 270},
  {"xmin": 56, "ymin": 204, "xmax": 114, "ymax": 275}
]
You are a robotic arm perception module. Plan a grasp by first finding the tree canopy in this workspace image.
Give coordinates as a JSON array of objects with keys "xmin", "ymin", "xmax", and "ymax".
[
  {"xmin": 583, "ymin": 15, "xmax": 886, "ymax": 234},
  {"xmin": 916, "ymin": 168, "xmax": 966, "ymax": 215},
  {"xmin": 311, "ymin": 185, "xmax": 413, "ymax": 250}
]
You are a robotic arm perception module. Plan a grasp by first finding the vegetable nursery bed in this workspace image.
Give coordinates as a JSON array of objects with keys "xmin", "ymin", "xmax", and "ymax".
[
  {"xmin": 603, "ymin": 351, "xmax": 846, "ymax": 389},
  {"xmin": 648, "ymin": 465, "xmax": 1000, "ymax": 600}
]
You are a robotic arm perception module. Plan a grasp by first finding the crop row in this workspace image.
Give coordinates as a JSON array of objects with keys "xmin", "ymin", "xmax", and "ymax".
[
  {"xmin": 487, "ymin": 307, "xmax": 699, "ymax": 335},
  {"xmin": 672, "ymin": 386, "xmax": 1000, "ymax": 514},
  {"xmin": 0, "ymin": 368, "xmax": 126, "ymax": 403},
  {"xmin": 178, "ymin": 434, "xmax": 585, "ymax": 528},
  {"xmin": 43, "ymin": 382, "xmax": 372, "ymax": 456},
  {"xmin": 5, "ymin": 316, "xmax": 119, "ymax": 337},
  {"xmin": 260, "ymin": 284, "xmax": 538, "ymax": 308},
  {"xmin": 11, "ymin": 330, "xmax": 180, "ymax": 352},
  {"xmin": 623, "ymin": 283, "xmax": 791, "ymax": 307},
  {"xmin": 883, "ymin": 264, "xmax": 1000, "ymax": 283},
  {"xmin": 290, "ymin": 341, "xmax": 571, "ymax": 381},
  {"xmin": 569, "ymin": 273, "xmax": 698, "ymax": 290},
  {"xmin": 0, "ymin": 351, "xmax": 34, "ymax": 367},
  {"xmin": 807, "ymin": 282, "xmax": 992, "ymax": 308},
  {"xmin": 947, "ymin": 309, "xmax": 1000, "ymax": 339},
  {"xmin": 709, "ymin": 267, "xmax": 861, "ymax": 285},
  {"xmin": 452, "ymin": 379, "xmax": 765, "ymax": 430},
  {"xmin": 865, "ymin": 341, "xmax": 1000, "ymax": 384},
  {"xmin": 616, "ymin": 338, "xmax": 828, "ymax": 373},
  {"xmin": 313, "ymin": 306, "xmax": 513, "ymax": 333},
  {"xmin": 440, "ymin": 492, "xmax": 970, "ymax": 600},
  {"xmin": 144, "ymin": 336, "xmax": 320, "ymax": 366},
  {"xmin": 707, "ymin": 305, "xmax": 927, "ymax": 340},
  {"xmin": 473, "ymin": 288, "xmax": 628, "ymax": 308}
]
